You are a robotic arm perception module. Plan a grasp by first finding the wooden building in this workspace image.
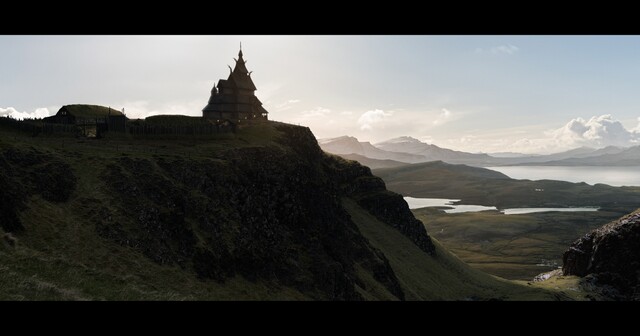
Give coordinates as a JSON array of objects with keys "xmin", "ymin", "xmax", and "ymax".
[
  {"xmin": 43, "ymin": 104, "xmax": 127, "ymax": 137},
  {"xmin": 202, "ymin": 47, "xmax": 269, "ymax": 124}
]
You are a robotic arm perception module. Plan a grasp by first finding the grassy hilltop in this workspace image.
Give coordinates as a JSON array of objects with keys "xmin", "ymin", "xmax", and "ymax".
[{"xmin": 0, "ymin": 119, "xmax": 599, "ymax": 300}]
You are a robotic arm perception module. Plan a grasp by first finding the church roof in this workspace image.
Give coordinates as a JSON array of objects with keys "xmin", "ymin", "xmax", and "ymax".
[
  {"xmin": 228, "ymin": 73, "xmax": 257, "ymax": 91},
  {"xmin": 202, "ymin": 46, "xmax": 268, "ymax": 116},
  {"xmin": 228, "ymin": 48, "xmax": 257, "ymax": 90}
]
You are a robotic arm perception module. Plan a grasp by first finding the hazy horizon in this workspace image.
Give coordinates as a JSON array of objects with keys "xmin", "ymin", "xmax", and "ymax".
[{"xmin": 2, "ymin": 35, "xmax": 640, "ymax": 154}]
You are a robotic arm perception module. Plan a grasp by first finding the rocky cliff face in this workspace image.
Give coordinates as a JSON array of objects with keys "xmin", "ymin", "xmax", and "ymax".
[
  {"xmin": 562, "ymin": 210, "xmax": 640, "ymax": 300},
  {"xmin": 0, "ymin": 147, "xmax": 76, "ymax": 233},
  {"xmin": 328, "ymin": 156, "xmax": 435, "ymax": 255},
  {"xmin": 99, "ymin": 124, "xmax": 439, "ymax": 299},
  {"xmin": 0, "ymin": 123, "xmax": 436, "ymax": 300}
]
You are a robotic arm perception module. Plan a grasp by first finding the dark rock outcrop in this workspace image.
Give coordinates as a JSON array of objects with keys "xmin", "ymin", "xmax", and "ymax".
[
  {"xmin": 92, "ymin": 124, "xmax": 435, "ymax": 300},
  {"xmin": 562, "ymin": 210, "xmax": 640, "ymax": 300},
  {"xmin": 324, "ymin": 153, "xmax": 436, "ymax": 255},
  {"xmin": 0, "ymin": 148, "xmax": 76, "ymax": 232},
  {"xmin": 0, "ymin": 123, "xmax": 435, "ymax": 300}
]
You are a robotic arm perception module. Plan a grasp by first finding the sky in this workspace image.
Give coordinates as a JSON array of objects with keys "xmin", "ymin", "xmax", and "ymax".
[{"xmin": 2, "ymin": 35, "xmax": 640, "ymax": 154}]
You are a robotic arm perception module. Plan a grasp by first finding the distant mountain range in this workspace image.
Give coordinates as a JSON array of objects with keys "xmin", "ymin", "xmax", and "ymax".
[
  {"xmin": 515, "ymin": 145, "xmax": 639, "ymax": 166},
  {"xmin": 318, "ymin": 135, "xmax": 637, "ymax": 167},
  {"xmin": 374, "ymin": 136, "xmax": 495, "ymax": 166},
  {"xmin": 318, "ymin": 136, "xmax": 425, "ymax": 163}
]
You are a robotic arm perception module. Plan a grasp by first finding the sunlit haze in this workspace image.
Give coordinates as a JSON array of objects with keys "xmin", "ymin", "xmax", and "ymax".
[{"xmin": 2, "ymin": 35, "xmax": 640, "ymax": 154}]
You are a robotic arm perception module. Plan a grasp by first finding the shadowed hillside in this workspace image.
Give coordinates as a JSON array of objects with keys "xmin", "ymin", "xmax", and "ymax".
[{"xmin": 0, "ymin": 121, "xmax": 566, "ymax": 300}]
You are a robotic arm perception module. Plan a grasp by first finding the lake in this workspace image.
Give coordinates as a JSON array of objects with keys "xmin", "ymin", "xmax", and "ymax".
[
  {"xmin": 485, "ymin": 166, "xmax": 640, "ymax": 187},
  {"xmin": 502, "ymin": 207, "xmax": 599, "ymax": 215},
  {"xmin": 403, "ymin": 197, "xmax": 497, "ymax": 213},
  {"xmin": 403, "ymin": 197, "xmax": 600, "ymax": 215}
]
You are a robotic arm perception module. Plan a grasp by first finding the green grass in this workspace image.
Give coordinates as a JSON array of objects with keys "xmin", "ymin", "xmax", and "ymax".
[
  {"xmin": 0, "ymin": 121, "xmax": 600, "ymax": 300},
  {"xmin": 61, "ymin": 104, "xmax": 124, "ymax": 118},
  {"xmin": 411, "ymin": 208, "xmax": 626, "ymax": 280},
  {"xmin": 1, "ymin": 121, "xmax": 282, "ymax": 161},
  {"xmin": 342, "ymin": 198, "xmax": 573, "ymax": 300},
  {"xmin": 0, "ymin": 192, "xmax": 308, "ymax": 301},
  {"xmin": 370, "ymin": 160, "xmax": 640, "ymax": 281},
  {"xmin": 0, "ymin": 122, "xmax": 312, "ymax": 300}
]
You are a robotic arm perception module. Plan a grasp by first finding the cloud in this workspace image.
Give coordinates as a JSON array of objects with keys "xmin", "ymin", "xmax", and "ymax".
[
  {"xmin": 433, "ymin": 108, "xmax": 452, "ymax": 126},
  {"xmin": 301, "ymin": 107, "xmax": 331, "ymax": 117},
  {"xmin": 357, "ymin": 109, "xmax": 393, "ymax": 131},
  {"xmin": 476, "ymin": 44, "xmax": 519, "ymax": 55},
  {"xmin": 0, "ymin": 107, "xmax": 52, "ymax": 120},
  {"xmin": 435, "ymin": 114, "xmax": 640, "ymax": 155},
  {"xmin": 113, "ymin": 100, "xmax": 204, "ymax": 119},
  {"xmin": 633, "ymin": 117, "xmax": 640, "ymax": 133},
  {"xmin": 419, "ymin": 136, "xmax": 434, "ymax": 144},
  {"xmin": 492, "ymin": 44, "xmax": 519, "ymax": 55},
  {"xmin": 275, "ymin": 99, "xmax": 301, "ymax": 111},
  {"xmin": 550, "ymin": 114, "xmax": 639, "ymax": 148}
]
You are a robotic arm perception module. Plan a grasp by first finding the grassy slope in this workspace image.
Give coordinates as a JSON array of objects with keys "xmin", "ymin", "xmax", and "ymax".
[
  {"xmin": 412, "ymin": 208, "xmax": 624, "ymax": 280},
  {"xmin": 0, "ymin": 122, "xmax": 444, "ymax": 300},
  {"xmin": 342, "ymin": 198, "xmax": 567, "ymax": 300},
  {"xmin": 0, "ymin": 123, "xmax": 309, "ymax": 300},
  {"xmin": 338, "ymin": 153, "xmax": 408, "ymax": 169},
  {"xmin": 0, "ymin": 122, "xmax": 592, "ymax": 300},
  {"xmin": 63, "ymin": 104, "xmax": 124, "ymax": 117},
  {"xmin": 371, "ymin": 160, "xmax": 640, "ymax": 280}
]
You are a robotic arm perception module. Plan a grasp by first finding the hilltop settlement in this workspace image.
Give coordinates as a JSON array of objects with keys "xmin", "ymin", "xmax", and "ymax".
[{"xmin": 34, "ymin": 47, "xmax": 269, "ymax": 138}]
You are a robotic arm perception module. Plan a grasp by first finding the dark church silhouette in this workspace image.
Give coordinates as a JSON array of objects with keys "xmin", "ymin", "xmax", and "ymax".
[{"xmin": 203, "ymin": 46, "xmax": 269, "ymax": 124}]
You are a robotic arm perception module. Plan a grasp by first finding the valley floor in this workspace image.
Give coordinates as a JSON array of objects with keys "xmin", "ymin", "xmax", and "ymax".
[{"xmin": 412, "ymin": 208, "xmax": 626, "ymax": 280}]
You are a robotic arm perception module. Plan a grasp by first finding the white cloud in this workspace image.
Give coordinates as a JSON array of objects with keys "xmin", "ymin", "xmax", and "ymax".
[
  {"xmin": 633, "ymin": 117, "xmax": 640, "ymax": 133},
  {"xmin": 357, "ymin": 109, "xmax": 393, "ymax": 131},
  {"xmin": 0, "ymin": 107, "xmax": 52, "ymax": 120},
  {"xmin": 301, "ymin": 107, "xmax": 331, "ymax": 117},
  {"xmin": 435, "ymin": 114, "xmax": 640, "ymax": 155},
  {"xmin": 476, "ymin": 44, "xmax": 520, "ymax": 55},
  {"xmin": 419, "ymin": 136, "xmax": 434, "ymax": 144},
  {"xmin": 433, "ymin": 108, "xmax": 452, "ymax": 126},
  {"xmin": 550, "ymin": 114, "xmax": 639, "ymax": 148},
  {"xmin": 113, "ymin": 100, "xmax": 203, "ymax": 119},
  {"xmin": 275, "ymin": 99, "xmax": 301, "ymax": 111},
  {"xmin": 492, "ymin": 44, "xmax": 519, "ymax": 55}
]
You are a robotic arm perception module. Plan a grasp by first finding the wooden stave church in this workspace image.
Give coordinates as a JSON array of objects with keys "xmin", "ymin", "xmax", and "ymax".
[{"xmin": 202, "ymin": 47, "xmax": 269, "ymax": 124}]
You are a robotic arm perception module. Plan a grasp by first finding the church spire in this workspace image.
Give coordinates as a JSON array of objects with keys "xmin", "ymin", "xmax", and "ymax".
[{"xmin": 232, "ymin": 42, "xmax": 249, "ymax": 75}]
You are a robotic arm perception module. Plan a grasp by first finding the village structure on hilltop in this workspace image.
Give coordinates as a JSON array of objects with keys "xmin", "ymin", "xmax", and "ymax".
[
  {"xmin": 202, "ymin": 45, "xmax": 269, "ymax": 123},
  {"xmin": 37, "ymin": 46, "xmax": 269, "ymax": 138}
]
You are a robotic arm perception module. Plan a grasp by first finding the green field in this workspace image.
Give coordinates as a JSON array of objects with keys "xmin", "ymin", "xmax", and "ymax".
[
  {"xmin": 412, "ymin": 208, "xmax": 626, "ymax": 280},
  {"xmin": 370, "ymin": 160, "xmax": 640, "ymax": 280},
  {"xmin": 342, "ymin": 198, "xmax": 573, "ymax": 300}
]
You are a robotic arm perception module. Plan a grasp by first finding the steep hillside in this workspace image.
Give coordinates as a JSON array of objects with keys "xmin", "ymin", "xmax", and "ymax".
[
  {"xmin": 0, "ymin": 121, "xmax": 562, "ymax": 300},
  {"xmin": 334, "ymin": 153, "xmax": 408, "ymax": 169},
  {"xmin": 562, "ymin": 209, "xmax": 640, "ymax": 300},
  {"xmin": 376, "ymin": 160, "xmax": 510, "ymax": 181}
]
